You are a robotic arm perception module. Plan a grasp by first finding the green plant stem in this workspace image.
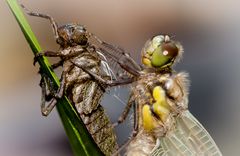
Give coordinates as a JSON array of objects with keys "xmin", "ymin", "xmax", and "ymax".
[{"xmin": 6, "ymin": 0, "xmax": 103, "ymax": 156}]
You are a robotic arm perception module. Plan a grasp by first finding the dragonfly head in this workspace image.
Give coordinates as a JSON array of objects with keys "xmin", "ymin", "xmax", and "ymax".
[
  {"xmin": 57, "ymin": 24, "xmax": 88, "ymax": 47},
  {"xmin": 141, "ymin": 35, "xmax": 183, "ymax": 69}
]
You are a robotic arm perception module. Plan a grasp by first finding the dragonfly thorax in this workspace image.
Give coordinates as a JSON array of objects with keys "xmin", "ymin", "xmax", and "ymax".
[{"xmin": 133, "ymin": 73, "xmax": 175, "ymax": 137}]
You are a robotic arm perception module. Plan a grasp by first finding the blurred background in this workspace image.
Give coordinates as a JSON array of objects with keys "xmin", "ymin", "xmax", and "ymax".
[{"xmin": 1, "ymin": 0, "xmax": 240, "ymax": 155}]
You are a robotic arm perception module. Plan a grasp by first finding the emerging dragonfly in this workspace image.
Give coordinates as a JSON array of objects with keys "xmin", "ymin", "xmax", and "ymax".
[
  {"xmin": 21, "ymin": 5, "xmax": 133, "ymax": 156},
  {"xmin": 80, "ymin": 35, "xmax": 223, "ymax": 155}
]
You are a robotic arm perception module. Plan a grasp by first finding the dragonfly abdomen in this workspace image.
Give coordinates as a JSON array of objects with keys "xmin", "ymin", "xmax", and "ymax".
[
  {"xmin": 126, "ymin": 130, "xmax": 156, "ymax": 156},
  {"xmin": 64, "ymin": 55, "xmax": 118, "ymax": 156}
]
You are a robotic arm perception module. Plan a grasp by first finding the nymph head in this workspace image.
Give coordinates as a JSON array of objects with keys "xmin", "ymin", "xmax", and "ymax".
[
  {"xmin": 20, "ymin": 5, "xmax": 89, "ymax": 48},
  {"xmin": 57, "ymin": 24, "xmax": 88, "ymax": 47},
  {"xmin": 141, "ymin": 35, "xmax": 183, "ymax": 69}
]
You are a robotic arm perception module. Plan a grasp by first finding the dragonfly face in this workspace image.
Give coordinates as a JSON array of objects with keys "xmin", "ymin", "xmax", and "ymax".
[
  {"xmin": 142, "ymin": 35, "xmax": 183, "ymax": 69},
  {"xmin": 57, "ymin": 24, "xmax": 88, "ymax": 48}
]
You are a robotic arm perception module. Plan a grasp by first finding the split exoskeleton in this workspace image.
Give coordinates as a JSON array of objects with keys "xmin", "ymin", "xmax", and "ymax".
[{"xmin": 21, "ymin": 4, "xmax": 136, "ymax": 156}]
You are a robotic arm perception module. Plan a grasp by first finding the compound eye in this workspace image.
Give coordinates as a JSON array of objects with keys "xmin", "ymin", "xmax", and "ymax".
[
  {"xmin": 151, "ymin": 41, "xmax": 179, "ymax": 67},
  {"xmin": 161, "ymin": 42, "xmax": 178, "ymax": 59}
]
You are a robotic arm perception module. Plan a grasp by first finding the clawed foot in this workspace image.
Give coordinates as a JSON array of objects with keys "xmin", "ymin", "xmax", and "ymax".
[{"xmin": 33, "ymin": 53, "xmax": 43, "ymax": 65}]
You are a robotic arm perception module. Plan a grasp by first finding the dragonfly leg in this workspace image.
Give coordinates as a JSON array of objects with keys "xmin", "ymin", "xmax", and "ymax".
[
  {"xmin": 70, "ymin": 60, "xmax": 134, "ymax": 86},
  {"xmin": 39, "ymin": 68, "xmax": 69, "ymax": 116},
  {"xmin": 113, "ymin": 94, "xmax": 134, "ymax": 127},
  {"xmin": 21, "ymin": 4, "xmax": 59, "ymax": 41},
  {"xmin": 51, "ymin": 60, "xmax": 64, "ymax": 70},
  {"xmin": 112, "ymin": 102, "xmax": 139, "ymax": 156},
  {"xmin": 133, "ymin": 102, "xmax": 139, "ymax": 136},
  {"xmin": 34, "ymin": 48, "xmax": 84, "ymax": 65},
  {"xmin": 41, "ymin": 98, "xmax": 58, "ymax": 116},
  {"xmin": 33, "ymin": 51, "xmax": 66, "ymax": 65},
  {"xmin": 53, "ymin": 70, "xmax": 67, "ymax": 98},
  {"xmin": 39, "ymin": 74, "xmax": 57, "ymax": 116},
  {"xmin": 38, "ymin": 69, "xmax": 56, "ymax": 99},
  {"xmin": 52, "ymin": 64, "xmax": 76, "ymax": 99}
]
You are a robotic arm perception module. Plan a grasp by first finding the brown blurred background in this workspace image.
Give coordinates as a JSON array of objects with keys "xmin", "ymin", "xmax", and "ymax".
[{"xmin": 1, "ymin": 0, "xmax": 240, "ymax": 155}]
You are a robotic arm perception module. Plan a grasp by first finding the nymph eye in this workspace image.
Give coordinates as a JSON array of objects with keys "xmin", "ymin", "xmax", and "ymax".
[
  {"xmin": 69, "ymin": 27, "xmax": 75, "ymax": 33},
  {"xmin": 56, "ymin": 37, "xmax": 64, "ymax": 45}
]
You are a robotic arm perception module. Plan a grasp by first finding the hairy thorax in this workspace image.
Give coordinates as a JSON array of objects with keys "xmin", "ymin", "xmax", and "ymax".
[{"xmin": 133, "ymin": 71, "xmax": 189, "ymax": 138}]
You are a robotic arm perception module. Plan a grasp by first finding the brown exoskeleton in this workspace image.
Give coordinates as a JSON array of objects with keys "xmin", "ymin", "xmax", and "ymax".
[
  {"xmin": 21, "ymin": 4, "xmax": 134, "ymax": 156},
  {"xmin": 79, "ymin": 35, "xmax": 222, "ymax": 156}
]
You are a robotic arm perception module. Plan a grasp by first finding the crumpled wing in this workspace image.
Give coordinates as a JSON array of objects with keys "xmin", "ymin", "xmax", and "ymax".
[
  {"xmin": 151, "ymin": 110, "xmax": 222, "ymax": 156},
  {"xmin": 89, "ymin": 35, "xmax": 142, "ymax": 78}
]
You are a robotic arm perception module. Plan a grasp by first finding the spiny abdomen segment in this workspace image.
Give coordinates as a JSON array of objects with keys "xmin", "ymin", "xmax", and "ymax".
[
  {"xmin": 71, "ymin": 81, "xmax": 118, "ymax": 156},
  {"xmin": 84, "ymin": 105, "xmax": 118, "ymax": 156}
]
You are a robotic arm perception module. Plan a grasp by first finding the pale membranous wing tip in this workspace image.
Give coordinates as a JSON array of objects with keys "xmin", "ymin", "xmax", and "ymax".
[{"xmin": 151, "ymin": 110, "xmax": 222, "ymax": 156}]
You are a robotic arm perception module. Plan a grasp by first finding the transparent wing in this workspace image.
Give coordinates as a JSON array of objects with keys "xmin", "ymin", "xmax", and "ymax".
[
  {"xmin": 96, "ymin": 47, "xmax": 131, "ymax": 80},
  {"xmin": 89, "ymin": 34, "xmax": 142, "ymax": 78},
  {"xmin": 151, "ymin": 110, "xmax": 222, "ymax": 156}
]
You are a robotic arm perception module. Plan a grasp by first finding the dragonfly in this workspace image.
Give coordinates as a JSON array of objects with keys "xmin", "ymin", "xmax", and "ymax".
[
  {"xmin": 21, "ymin": 4, "xmax": 134, "ymax": 156},
  {"xmin": 79, "ymin": 35, "xmax": 223, "ymax": 155}
]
